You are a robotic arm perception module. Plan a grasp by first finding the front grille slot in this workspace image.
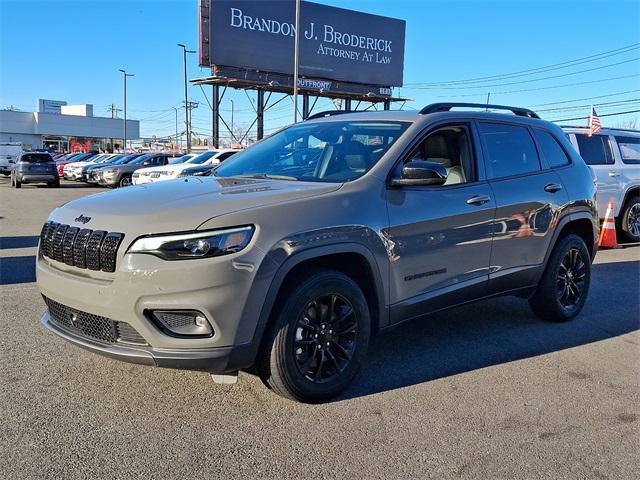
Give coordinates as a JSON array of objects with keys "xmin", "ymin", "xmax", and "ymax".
[
  {"xmin": 40, "ymin": 221, "xmax": 123, "ymax": 273},
  {"xmin": 44, "ymin": 296, "xmax": 147, "ymax": 345}
]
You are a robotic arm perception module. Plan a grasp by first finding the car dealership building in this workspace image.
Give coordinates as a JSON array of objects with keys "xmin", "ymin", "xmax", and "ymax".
[{"xmin": 0, "ymin": 99, "xmax": 140, "ymax": 152}]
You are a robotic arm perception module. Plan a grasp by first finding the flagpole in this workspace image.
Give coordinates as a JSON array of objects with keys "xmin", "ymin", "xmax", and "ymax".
[{"xmin": 589, "ymin": 105, "xmax": 593, "ymax": 137}]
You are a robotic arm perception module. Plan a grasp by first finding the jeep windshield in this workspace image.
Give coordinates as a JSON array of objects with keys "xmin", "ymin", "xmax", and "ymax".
[{"xmin": 215, "ymin": 121, "xmax": 410, "ymax": 182}]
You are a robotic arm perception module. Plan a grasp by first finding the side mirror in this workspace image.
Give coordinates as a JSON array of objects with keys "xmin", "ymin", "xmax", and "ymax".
[{"xmin": 391, "ymin": 160, "xmax": 447, "ymax": 187}]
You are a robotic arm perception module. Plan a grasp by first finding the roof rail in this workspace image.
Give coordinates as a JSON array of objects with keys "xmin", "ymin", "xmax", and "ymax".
[
  {"xmin": 305, "ymin": 110, "xmax": 354, "ymax": 121},
  {"xmin": 420, "ymin": 102, "xmax": 540, "ymax": 119}
]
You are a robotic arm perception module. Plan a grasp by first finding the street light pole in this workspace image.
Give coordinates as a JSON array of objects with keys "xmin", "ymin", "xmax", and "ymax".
[
  {"xmin": 119, "ymin": 69, "xmax": 134, "ymax": 152},
  {"xmin": 178, "ymin": 43, "xmax": 196, "ymax": 152},
  {"xmin": 293, "ymin": 0, "xmax": 301, "ymax": 123}
]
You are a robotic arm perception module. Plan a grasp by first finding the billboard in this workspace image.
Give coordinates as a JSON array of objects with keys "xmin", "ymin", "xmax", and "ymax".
[
  {"xmin": 200, "ymin": 0, "xmax": 405, "ymax": 87},
  {"xmin": 38, "ymin": 99, "xmax": 67, "ymax": 114}
]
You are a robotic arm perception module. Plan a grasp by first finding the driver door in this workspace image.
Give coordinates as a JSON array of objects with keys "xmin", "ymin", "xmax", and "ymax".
[{"xmin": 385, "ymin": 122, "xmax": 496, "ymax": 323}]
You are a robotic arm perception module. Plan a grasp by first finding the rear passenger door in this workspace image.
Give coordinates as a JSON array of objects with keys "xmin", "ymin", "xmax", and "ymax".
[{"xmin": 478, "ymin": 122, "xmax": 569, "ymax": 294}]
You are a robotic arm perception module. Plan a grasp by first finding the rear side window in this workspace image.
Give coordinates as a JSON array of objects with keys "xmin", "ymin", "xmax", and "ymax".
[
  {"xmin": 533, "ymin": 129, "xmax": 571, "ymax": 168},
  {"xmin": 615, "ymin": 136, "xmax": 640, "ymax": 164},
  {"xmin": 478, "ymin": 123, "xmax": 541, "ymax": 179},
  {"xmin": 574, "ymin": 134, "xmax": 614, "ymax": 165},
  {"xmin": 20, "ymin": 153, "xmax": 52, "ymax": 163}
]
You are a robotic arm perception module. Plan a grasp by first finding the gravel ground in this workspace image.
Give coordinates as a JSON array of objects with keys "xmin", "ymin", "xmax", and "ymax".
[{"xmin": 1, "ymin": 178, "xmax": 638, "ymax": 479}]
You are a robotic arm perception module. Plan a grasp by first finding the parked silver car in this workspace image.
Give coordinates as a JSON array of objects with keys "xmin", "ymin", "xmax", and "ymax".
[
  {"xmin": 563, "ymin": 127, "xmax": 640, "ymax": 241},
  {"xmin": 37, "ymin": 103, "xmax": 598, "ymax": 402}
]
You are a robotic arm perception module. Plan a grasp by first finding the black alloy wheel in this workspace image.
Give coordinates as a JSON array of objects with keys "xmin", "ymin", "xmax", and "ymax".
[
  {"xmin": 556, "ymin": 248, "xmax": 587, "ymax": 309},
  {"xmin": 294, "ymin": 294, "xmax": 358, "ymax": 384},
  {"xmin": 259, "ymin": 270, "xmax": 370, "ymax": 402}
]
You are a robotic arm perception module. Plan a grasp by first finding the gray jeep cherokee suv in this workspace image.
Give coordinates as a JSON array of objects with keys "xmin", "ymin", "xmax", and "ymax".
[{"xmin": 36, "ymin": 103, "xmax": 598, "ymax": 402}]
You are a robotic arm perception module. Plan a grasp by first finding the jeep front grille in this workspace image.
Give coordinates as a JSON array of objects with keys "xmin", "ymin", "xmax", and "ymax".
[
  {"xmin": 44, "ymin": 296, "xmax": 147, "ymax": 345},
  {"xmin": 40, "ymin": 221, "xmax": 124, "ymax": 273}
]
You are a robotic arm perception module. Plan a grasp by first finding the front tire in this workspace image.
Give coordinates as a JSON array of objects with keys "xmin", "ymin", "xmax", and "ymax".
[
  {"xmin": 14, "ymin": 177, "xmax": 21, "ymax": 189},
  {"xmin": 529, "ymin": 234, "xmax": 591, "ymax": 322},
  {"xmin": 620, "ymin": 196, "xmax": 640, "ymax": 243},
  {"xmin": 259, "ymin": 270, "xmax": 370, "ymax": 402}
]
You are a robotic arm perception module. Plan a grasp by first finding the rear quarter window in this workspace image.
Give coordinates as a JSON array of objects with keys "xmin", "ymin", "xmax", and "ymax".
[
  {"xmin": 614, "ymin": 136, "xmax": 640, "ymax": 165},
  {"xmin": 574, "ymin": 134, "xmax": 614, "ymax": 165},
  {"xmin": 533, "ymin": 129, "xmax": 571, "ymax": 168},
  {"xmin": 478, "ymin": 122, "xmax": 541, "ymax": 179}
]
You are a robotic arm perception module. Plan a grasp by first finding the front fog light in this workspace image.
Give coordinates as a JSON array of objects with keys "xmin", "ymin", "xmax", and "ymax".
[{"xmin": 150, "ymin": 310, "xmax": 214, "ymax": 337}]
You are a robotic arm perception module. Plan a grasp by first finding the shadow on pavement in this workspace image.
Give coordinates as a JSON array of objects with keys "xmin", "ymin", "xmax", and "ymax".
[
  {"xmin": 0, "ymin": 256, "xmax": 36, "ymax": 285},
  {"xmin": 341, "ymin": 259, "xmax": 640, "ymax": 400},
  {"xmin": 0, "ymin": 236, "xmax": 40, "ymax": 249}
]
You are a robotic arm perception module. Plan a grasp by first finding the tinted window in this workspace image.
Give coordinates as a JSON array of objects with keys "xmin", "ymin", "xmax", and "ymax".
[
  {"xmin": 188, "ymin": 151, "xmax": 217, "ymax": 164},
  {"xmin": 479, "ymin": 123, "xmax": 540, "ymax": 179},
  {"xmin": 615, "ymin": 136, "xmax": 640, "ymax": 164},
  {"xmin": 217, "ymin": 152, "xmax": 237, "ymax": 161},
  {"xmin": 575, "ymin": 134, "xmax": 614, "ymax": 165},
  {"xmin": 533, "ymin": 129, "xmax": 570, "ymax": 168},
  {"xmin": 20, "ymin": 153, "xmax": 53, "ymax": 163}
]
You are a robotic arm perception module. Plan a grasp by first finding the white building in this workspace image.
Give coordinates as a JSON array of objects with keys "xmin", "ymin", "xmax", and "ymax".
[{"xmin": 0, "ymin": 99, "xmax": 140, "ymax": 152}]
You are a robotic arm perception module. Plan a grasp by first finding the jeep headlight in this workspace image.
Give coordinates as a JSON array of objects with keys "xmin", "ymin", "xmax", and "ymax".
[{"xmin": 128, "ymin": 226, "xmax": 254, "ymax": 260}]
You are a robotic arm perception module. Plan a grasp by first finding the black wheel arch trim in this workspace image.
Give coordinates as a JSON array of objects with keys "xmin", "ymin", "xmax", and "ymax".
[
  {"xmin": 231, "ymin": 241, "xmax": 387, "ymax": 372},
  {"xmin": 543, "ymin": 211, "xmax": 599, "ymax": 269}
]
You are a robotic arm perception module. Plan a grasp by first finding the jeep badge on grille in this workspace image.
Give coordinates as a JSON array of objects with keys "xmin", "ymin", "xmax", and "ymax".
[{"xmin": 74, "ymin": 214, "xmax": 91, "ymax": 224}]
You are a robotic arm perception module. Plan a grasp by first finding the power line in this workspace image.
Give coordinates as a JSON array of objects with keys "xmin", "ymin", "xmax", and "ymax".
[
  {"xmin": 406, "ymin": 57, "xmax": 639, "ymax": 90},
  {"xmin": 529, "ymin": 89, "xmax": 640, "ymax": 107},
  {"xmin": 406, "ymin": 43, "xmax": 640, "ymax": 86},
  {"xmin": 536, "ymin": 98, "xmax": 640, "ymax": 113},
  {"xmin": 437, "ymin": 73, "xmax": 640, "ymax": 98},
  {"xmin": 550, "ymin": 108, "xmax": 640, "ymax": 122}
]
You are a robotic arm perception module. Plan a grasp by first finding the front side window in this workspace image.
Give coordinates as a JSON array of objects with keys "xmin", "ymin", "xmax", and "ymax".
[
  {"xmin": 533, "ymin": 129, "xmax": 570, "ymax": 168},
  {"xmin": 574, "ymin": 134, "xmax": 614, "ymax": 165},
  {"xmin": 406, "ymin": 125, "xmax": 475, "ymax": 185},
  {"xmin": 479, "ymin": 123, "xmax": 541, "ymax": 179},
  {"xmin": 215, "ymin": 121, "xmax": 410, "ymax": 182},
  {"xmin": 615, "ymin": 136, "xmax": 640, "ymax": 164}
]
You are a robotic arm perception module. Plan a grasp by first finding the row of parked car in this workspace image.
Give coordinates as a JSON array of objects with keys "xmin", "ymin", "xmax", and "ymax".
[{"xmin": 1, "ymin": 148, "xmax": 241, "ymax": 189}]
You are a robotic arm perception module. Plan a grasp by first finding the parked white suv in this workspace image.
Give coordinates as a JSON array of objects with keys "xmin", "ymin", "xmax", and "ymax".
[
  {"xmin": 564, "ymin": 127, "xmax": 640, "ymax": 242},
  {"xmin": 132, "ymin": 149, "xmax": 239, "ymax": 185},
  {"xmin": 132, "ymin": 153, "xmax": 197, "ymax": 185}
]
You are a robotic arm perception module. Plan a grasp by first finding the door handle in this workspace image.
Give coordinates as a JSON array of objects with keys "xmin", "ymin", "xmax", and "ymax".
[
  {"xmin": 544, "ymin": 183, "xmax": 563, "ymax": 193},
  {"xmin": 608, "ymin": 171, "xmax": 620, "ymax": 177},
  {"xmin": 467, "ymin": 194, "xmax": 491, "ymax": 206}
]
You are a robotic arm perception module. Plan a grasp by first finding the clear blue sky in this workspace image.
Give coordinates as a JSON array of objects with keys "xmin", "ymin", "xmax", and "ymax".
[{"xmin": 1, "ymin": 0, "xmax": 639, "ymax": 141}]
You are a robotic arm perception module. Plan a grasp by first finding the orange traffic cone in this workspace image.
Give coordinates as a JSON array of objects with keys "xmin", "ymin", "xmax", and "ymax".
[{"xmin": 598, "ymin": 200, "xmax": 618, "ymax": 248}]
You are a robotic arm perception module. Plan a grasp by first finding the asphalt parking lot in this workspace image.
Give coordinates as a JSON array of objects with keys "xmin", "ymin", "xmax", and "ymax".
[{"xmin": 0, "ymin": 177, "xmax": 638, "ymax": 479}]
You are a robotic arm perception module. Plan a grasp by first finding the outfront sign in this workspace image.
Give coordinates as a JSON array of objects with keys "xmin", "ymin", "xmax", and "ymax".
[{"xmin": 201, "ymin": 0, "xmax": 405, "ymax": 87}]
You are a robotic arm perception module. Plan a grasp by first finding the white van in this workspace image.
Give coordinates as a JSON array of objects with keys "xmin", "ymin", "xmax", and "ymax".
[{"xmin": 0, "ymin": 142, "xmax": 24, "ymax": 176}]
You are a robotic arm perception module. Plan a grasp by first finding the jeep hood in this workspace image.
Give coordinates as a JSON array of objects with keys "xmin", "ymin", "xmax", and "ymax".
[{"xmin": 48, "ymin": 177, "xmax": 341, "ymax": 235}]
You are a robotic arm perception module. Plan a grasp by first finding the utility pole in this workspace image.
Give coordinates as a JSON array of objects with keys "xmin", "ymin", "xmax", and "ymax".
[
  {"xmin": 173, "ymin": 106, "xmax": 180, "ymax": 150},
  {"xmin": 108, "ymin": 103, "xmax": 121, "ymax": 119},
  {"xmin": 293, "ymin": 0, "xmax": 301, "ymax": 123},
  {"xmin": 178, "ymin": 43, "xmax": 196, "ymax": 152},
  {"xmin": 119, "ymin": 69, "xmax": 134, "ymax": 151},
  {"xmin": 229, "ymin": 99, "xmax": 234, "ymax": 139}
]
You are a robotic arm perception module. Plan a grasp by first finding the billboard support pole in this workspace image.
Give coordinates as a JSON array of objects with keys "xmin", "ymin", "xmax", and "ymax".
[
  {"xmin": 212, "ymin": 84, "xmax": 220, "ymax": 148},
  {"xmin": 345, "ymin": 99, "xmax": 352, "ymax": 111},
  {"xmin": 293, "ymin": 0, "xmax": 301, "ymax": 123},
  {"xmin": 384, "ymin": 100, "xmax": 391, "ymax": 111},
  {"xmin": 257, "ymin": 90, "xmax": 265, "ymax": 141},
  {"xmin": 302, "ymin": 94, "xmax": 309, "ymax": 120}
]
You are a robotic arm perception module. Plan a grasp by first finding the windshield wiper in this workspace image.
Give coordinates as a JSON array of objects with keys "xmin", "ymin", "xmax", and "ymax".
[{"xmin": 237, "ymin": 173, "xmax": 298, "ymax": 181}]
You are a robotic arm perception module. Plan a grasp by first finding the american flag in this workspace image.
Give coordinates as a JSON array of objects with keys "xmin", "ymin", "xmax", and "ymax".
[{"xmin": 590, "ymin": 107, "xmax": 602, "ymax": 135}]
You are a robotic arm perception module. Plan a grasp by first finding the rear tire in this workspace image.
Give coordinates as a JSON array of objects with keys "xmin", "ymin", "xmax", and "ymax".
[
  {"xmin": 620, "ymin": 196, "xmax": 640, "ymax": 243},
  {"xmin": 14, "ymin": 178, "xmax": 21, "ymax": 189},
  {"xmin": 529, "ymin": 234, "xmax": 591, "ymax": 322},
  {"xmin": 258, "ymin": 270, "xmax": 370, "ymax": 403}
]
